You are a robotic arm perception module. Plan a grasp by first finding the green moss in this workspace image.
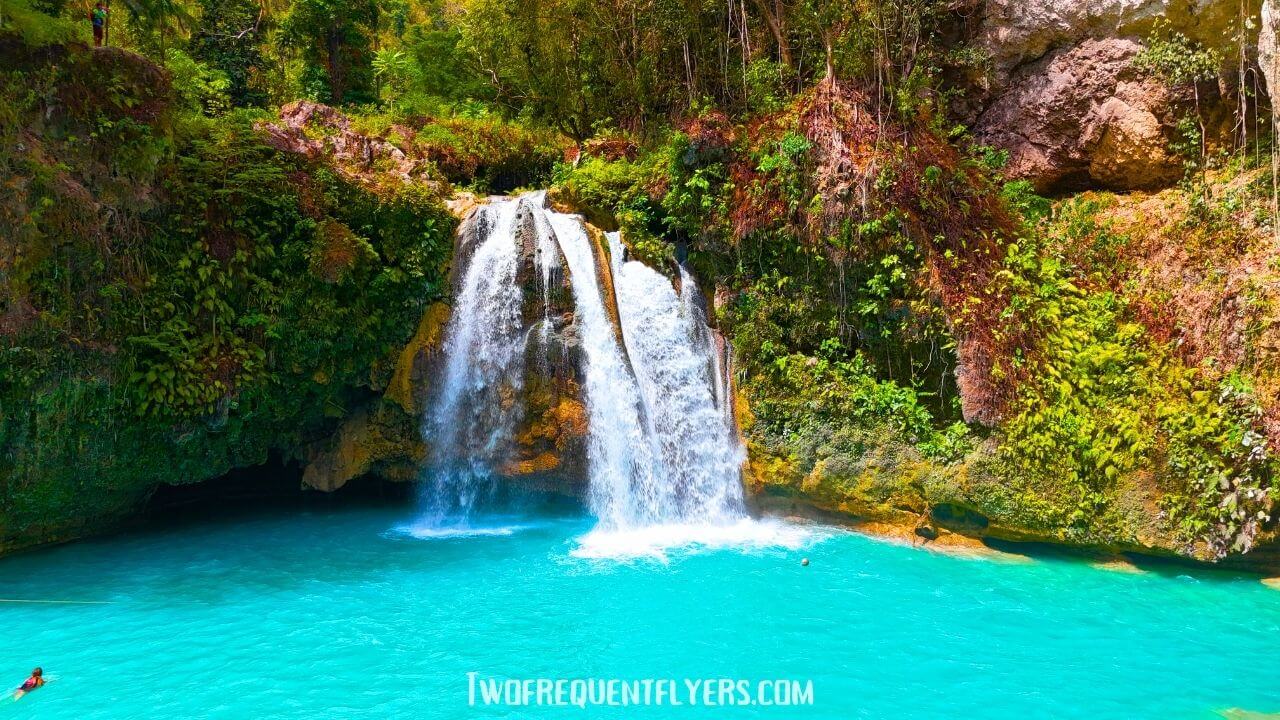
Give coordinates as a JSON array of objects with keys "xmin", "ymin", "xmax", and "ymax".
[
  {"xmin": 403, "ymin": 114, "xmax": 566, "ymax": 191},
  {"xmin": 550, "ymin": 84, "xmax": 1279, "ymax": 563},
  {"xmin": 0, "ymin": 41, "xmax": 458, "ymax": 553}
]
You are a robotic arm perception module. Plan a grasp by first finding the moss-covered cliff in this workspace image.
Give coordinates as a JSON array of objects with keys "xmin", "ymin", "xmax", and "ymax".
[
  {"xmin": 553, "ymin": 76, "xmax": 1280, "ymax": 567},
  {"xmin": 0, "ymin": 38, "xmax": 458, "ymax": 552}
]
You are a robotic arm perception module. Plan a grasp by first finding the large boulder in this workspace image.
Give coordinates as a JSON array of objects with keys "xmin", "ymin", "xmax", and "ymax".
[
  {"xmin": 974, "ymin": 38, "xmax": 1181, "ymax": 191},
  {"xmin": 968, "ymin": 0, "xmax": 1246, "ymax": 192}
]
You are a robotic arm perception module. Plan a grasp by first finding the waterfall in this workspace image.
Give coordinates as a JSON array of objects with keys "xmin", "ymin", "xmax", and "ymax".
[
  {"xmin": 530, "ymin": 195, "xmax": 560, "ymax": 351},
  {"xmin": 416, "ymin": 192, "xmax": 746, "ymax": 539},
  {"xmin": 679, "ymin": 266, "xmax": 741, "ymax": 458},
  {"xmin": 610, "ymin": 242, "xmax": 747, "ymax": 525},
  {"xmin": 543, "ymin": 213, "xmax": 667, "ymax": 529},
  {"xmin": 419, "ymin": 198, "xmax": 527, "ymax": 526}
]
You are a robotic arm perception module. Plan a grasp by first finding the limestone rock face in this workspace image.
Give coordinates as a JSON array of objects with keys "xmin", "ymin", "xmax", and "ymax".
[
  {"xmin": 969, "ymin": 0, "xmax": 1243, "ymax": 192},
  {"xmin": 976, "ymin": 0, "xmax": 1237, "ymax": 80},
  {"xmin": 385, "ymin": 302, "xmax": 452, "ymax": 417},
  {"xmin": 300, "ymin": 302, "xmax": 449, "ymax": 492},
  {"xmin": 504, "ymin": 197, "xmax": 590, "ymax": 483},
  {"xmin": 1262, "ymin": 0, "xmax": 1280, "ymax": 98},
  {"xmin": 974, "ymin": 38, "xmax": 1181, "ymax": 192},
  {"xmin": 259, "ymin": 101, "xmax": 440, "ymax": 188},
  {"xmin": 302, "ymin": 403, "xmax": 425, "ymax": 491}
]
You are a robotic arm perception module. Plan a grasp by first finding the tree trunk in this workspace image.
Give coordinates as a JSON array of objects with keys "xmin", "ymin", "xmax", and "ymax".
[
  {"xmin": 824, "ymin": 33, "xmax": 834, "ymax": 79},
  {"xmin": 327, "ymin": 25, "xmax": 343, "ymax": 103},
  {"xmin": 750, "ymin": 0, "xmax": 791, "ymax": 70}
]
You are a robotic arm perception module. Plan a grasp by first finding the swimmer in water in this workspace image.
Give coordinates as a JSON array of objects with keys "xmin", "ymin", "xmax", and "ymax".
[{"xmin": 13, "ymin": 668, "xmax": 44, "ymax": 699}]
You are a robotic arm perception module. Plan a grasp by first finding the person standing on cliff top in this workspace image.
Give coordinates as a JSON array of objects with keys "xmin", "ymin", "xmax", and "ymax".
[{"xmin": 91, "ymin": 2, "xmax": 108, "ymax": 47}]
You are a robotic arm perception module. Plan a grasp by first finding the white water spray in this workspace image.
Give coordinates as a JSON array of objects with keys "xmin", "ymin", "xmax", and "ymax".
[
  {"xmin": 543, "ymin": 214, "xmax": 667, "ymax": 528},
  {"xmin": 610, "ymin": 240, "xmax": 746, "ymax": 525},
  {"xmin": 419, "ymin": 193, "xmax": 748, "ymax": 545},
  {"xmin": 419, "ymin": 198, "xmax": 527, "ymax": 525}
]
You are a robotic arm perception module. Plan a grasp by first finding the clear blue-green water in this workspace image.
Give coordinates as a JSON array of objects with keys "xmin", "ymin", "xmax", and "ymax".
[{"xmin": 2, "ymin": 501, "xmax": 1279, "ymax": 719}]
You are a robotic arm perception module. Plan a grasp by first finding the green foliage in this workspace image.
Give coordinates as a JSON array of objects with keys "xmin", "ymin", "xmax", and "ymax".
[
  {"xmin": 998, "ymin": 207, "xmax": 1276, "ymax": 555},
  {"xmin": 553, "ymin": 155, "xmax": 661, "ymax": 215},
  {"xmin": 401, "ymin": 22, "xmax": 494, "ymax": 109},
  {"xmin": 0, "ymin": 0, "xmax": 79, "ymax": 45},
  {"xmin": 189, "ymin": 0, "xmax": 268, "ymax": 106},
  {"xmin": 1133, "ymin": 22, "xmax": 1222, "ymax": 88},
  {"xmin": 999, "ymin": 243, "xmax": 1153, "ymax": 533},
  {"xmin": 372, "ymin": 47, "xmax": 411, "ymax": 108},
  {"xmin": 1000, "ymin": 179, "xmax": 1052, "ymax": 226},
  {"xmin": 399, "ymin": 113, "xmax": 565, "ymax": 190},
  {"xmin": 552, "ymin": 147, "xmax": 674, "ymax": 263},
  {"xmin": 744, "ymin": 59, "xmax": 788, "ymax": 115},
  {"xmin": 120, "ymin": 0, "xmax": 195, "ymax": 55},
  {"xmin": 1158, "ymin": 376, "xmax": 1275, "ymax": 558},
  {"xmin": 1134, "ymin": 20, "xmax": 1222, "ymax": 202},
  {"xmin": 731, "ymin": 288, "xmax": 962, "ymax": 460},
  {"xmin": 755, "ymin": 131, "xmax": 811, "ymax": 210},
  {"xmin": 1, "ymin": 44, "xmax": 456, "ymax": 547},
  {"xmin": 119, "ymin": 113, "xmax": 453, "ymax": 416},
  {"xmin": 164, "ymin": 47, "xmax": 231, "ymax": 115},
  {"xmin": 281, "ymin": 0, "xmax": 378, "ymax": 104}
]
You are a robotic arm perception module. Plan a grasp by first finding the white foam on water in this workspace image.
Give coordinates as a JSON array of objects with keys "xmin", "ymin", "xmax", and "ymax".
[
  {"xmin": 389, "ymin": 521, "xmax": 537, "ymax": 540},
  {"xmin": 571, "ymin": 518, "xmax": 835, "ymax": 561}
]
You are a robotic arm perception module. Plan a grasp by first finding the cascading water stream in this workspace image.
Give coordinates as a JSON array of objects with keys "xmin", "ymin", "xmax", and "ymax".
[
  {"xmin": 417, "ymin": 192, "xmax": 748, "ymax": 545},
  {"xmin": 418, "ymin": 198, "xmax": 528, "ymax": 527},
  {"xmin": 608, "ymin": 237, "xmax": 747, "ymax": 525},
  {"xmin": 679, "ymin": 265, "xmax": 741, "ymax": 456},
  {"xmin": 542, "ymin": 213, "xmax": 666, "ymax": 529}
]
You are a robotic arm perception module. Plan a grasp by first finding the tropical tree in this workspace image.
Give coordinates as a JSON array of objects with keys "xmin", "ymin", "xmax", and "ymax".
[
  {"xmin": 281, "ymin": 0, "xmax": 378, "ymax": 104},
  {"xmin": 371, "ymin": 46, "xmax": 411, "ymax": 108},
  {"xmin": 190, "ymin": 0, "xmax": 268, "ymax": 106},
  {"xmin": 120, "ymin": 0, "xmax": 194, "ymax": 56}
]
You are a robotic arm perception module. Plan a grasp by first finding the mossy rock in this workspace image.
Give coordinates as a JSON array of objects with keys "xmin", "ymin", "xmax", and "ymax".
[
  {"xmin": 301, "ymin": 400, "xmax": 424, "ymax": 491},
  {"xmin": 385, "ymin": 302, "xmax": 451, "ymax": 415}
]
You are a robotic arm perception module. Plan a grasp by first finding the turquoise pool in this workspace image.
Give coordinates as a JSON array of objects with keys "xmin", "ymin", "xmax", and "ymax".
[{"xmin": 1, "ymin": 501, "xmax": 1277, "ymax": 719}]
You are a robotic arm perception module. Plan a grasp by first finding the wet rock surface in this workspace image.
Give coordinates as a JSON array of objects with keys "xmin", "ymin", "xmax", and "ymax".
[{"xmin": 302, "ymin": 195, "xmax": 592, "ymax": 493}]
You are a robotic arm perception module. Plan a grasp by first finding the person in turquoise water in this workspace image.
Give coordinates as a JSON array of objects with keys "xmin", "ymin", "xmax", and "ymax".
[{"xmin": 13, "ymin": 667, "xmax": 44, "ymax": 699}]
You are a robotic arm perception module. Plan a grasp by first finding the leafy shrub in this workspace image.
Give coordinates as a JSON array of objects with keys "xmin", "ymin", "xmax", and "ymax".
[
  {"xmin": 1, "ymin": 45, "xmax": 456, "ymax": 546},
  {"xmin": 406, "ymin": 114, "xmax": 565, "ymax": 191}
]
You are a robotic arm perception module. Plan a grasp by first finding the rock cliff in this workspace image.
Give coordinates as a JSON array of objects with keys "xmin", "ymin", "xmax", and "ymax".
[{"xmin": 970, "ymin": 0, "xmax": 1254, "ymax": 192}]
